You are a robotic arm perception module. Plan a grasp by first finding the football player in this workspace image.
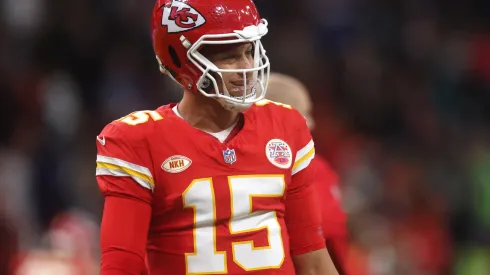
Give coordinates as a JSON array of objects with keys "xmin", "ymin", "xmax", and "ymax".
[
  {"xmin": 266, "ymin": 73, "xmax": 349, "ymax": 274},
  {"xmin": 95, "ymin": 0, "xmax": 339, "ymax": 274}
]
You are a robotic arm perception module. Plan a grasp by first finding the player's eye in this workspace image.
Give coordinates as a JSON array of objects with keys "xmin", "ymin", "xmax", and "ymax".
[
  {"xmin": 221, "ymin": 55, "xmax": 237, "ymax": 63},
  {"xmin": 246, "ymin": 46, "xmax": 254, "ymax": 57}
]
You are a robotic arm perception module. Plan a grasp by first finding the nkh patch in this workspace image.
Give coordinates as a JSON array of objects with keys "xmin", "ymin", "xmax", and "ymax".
[{"xmin": 161, "ymin": 155, "xmax": 192, "ymax": 173}]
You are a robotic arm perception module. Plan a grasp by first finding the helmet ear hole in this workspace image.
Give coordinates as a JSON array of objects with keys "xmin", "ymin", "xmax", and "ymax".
[
  {"xmin": 200, "ymin": 77, "xmax": 211, "ymax": 89},
  {"xmin": 168, "ymin": 45, "xmax": 181, "ymax": 68},
  {"xmin": 200, "ymin": 72, "xmax": 220, "ymax": 94}
]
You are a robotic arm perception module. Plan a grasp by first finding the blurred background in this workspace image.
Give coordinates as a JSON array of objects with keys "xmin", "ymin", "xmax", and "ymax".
[{"xmin": 1, "ymin": 0, "xmax": 490, "ymax": 274}]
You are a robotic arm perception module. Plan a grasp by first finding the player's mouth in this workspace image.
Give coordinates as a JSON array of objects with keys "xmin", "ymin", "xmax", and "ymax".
[
  {"xmin": 219, "ymin": 82, "xmax": 257, "ymax": 100},
  {"xmin": 232, "ymin": 87, "xmax": 257, "ymax": 100},
  {"xmin": 230, "ymin": 80, "xmax": 256, "ymax": 92}
]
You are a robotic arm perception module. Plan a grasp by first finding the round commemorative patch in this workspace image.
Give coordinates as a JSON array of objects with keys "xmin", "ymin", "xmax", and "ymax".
[{"xmin": 265, "ymin": 139, "xmax": 293, "ymax": 169}]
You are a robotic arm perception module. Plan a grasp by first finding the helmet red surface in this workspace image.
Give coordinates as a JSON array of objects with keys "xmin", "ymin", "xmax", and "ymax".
[{"xmin": 151, "ymin": 0, "xmax": 263, "ymax": 92}]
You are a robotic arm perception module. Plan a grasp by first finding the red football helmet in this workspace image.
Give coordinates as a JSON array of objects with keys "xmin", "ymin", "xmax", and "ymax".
[{"xmin": 151, "ymin": 0, "xmax": 270, "ymax": 110}]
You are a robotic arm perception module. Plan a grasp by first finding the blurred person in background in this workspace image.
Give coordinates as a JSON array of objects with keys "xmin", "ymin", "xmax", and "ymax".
[
  {"xmin": 12, "ymin": 210, "xmax": 99, "ymax": 275},
  {"xmin": 267, "ymin": 72, "xmax": 349, "ymax": 275},
  {"xmin": 95, "ymin": 0, "xmax": 338, "ymax": 274},
  {"xmin": 0, "ymin": 208, "xmax": 18, "ymax": 275}
]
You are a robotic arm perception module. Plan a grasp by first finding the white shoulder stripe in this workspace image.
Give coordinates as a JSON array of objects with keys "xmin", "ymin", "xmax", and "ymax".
[
  {"xmin": 96, "ymin": 155, "xmax": 152, "ymax": 178},
  {"xmin": 292, "ymin": 150, "xmax": 315, "ymax": 176},
  {"xmin": 96, "ymin": 168, "xmax": 153, "ymax": 190},
  {"xmin": 295, "ymin": 139, "xmax": 314, "ymax": 162}
]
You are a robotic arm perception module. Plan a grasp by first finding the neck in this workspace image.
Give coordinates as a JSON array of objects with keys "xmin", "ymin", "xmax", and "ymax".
[{"xmin": 178, "ymin": 90, "xmax": 241, "ymax": 133}]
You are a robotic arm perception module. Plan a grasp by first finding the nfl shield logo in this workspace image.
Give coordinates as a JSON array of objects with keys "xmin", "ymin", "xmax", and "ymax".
[{"xmin": 223, "ymin": 148, "xmax": 236, "ymax": 165}]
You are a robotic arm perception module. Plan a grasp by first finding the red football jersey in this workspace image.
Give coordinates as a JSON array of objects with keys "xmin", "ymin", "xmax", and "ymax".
[
  {"xmin": 96, "ymin": 100, "xmax": 325, "ymax": 275},
  {"xmin": 311, "ymin": 156, "xmax": 348, "ymax": 274}
]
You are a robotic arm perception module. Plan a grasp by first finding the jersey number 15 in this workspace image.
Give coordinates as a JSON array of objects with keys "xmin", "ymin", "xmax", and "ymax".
[{"xmin": 183, "ymin": 175, "xmax": 286, "ymax": 273}]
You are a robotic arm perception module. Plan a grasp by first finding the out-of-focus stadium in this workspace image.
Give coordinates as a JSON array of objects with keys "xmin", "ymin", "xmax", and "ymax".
[{"xmin": 1, "ymin": 0, "xmax": 490, "ymax": 274}]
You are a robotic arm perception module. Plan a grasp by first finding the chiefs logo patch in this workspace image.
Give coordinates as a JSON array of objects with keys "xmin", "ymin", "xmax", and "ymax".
[
  {"xmin": 161, "ymin": 1, "xmax": 206, "ymax": 33},
  {"xmin": 265, "ymin": 139, "xmax": 293, "ymax": 169}
]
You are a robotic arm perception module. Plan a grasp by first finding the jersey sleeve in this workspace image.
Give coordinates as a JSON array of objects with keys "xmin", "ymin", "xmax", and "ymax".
[
  {"xmin": 312, "ymin": 156, "xmax": 349, "ymax": 273},
  {"xmin": 285, "ymin": 110, "xmax": 325, "ymax": 256},
  {"xmin": 95, "ymin": 122, "xmax": 154, "ymax": 204},
  {"xmin": 100, "ymin": 196, "xmax": 151, "ymax": 275},
  {"xmin": 313, "ymin": 156, "xmax": 347, "ymax": 237}
]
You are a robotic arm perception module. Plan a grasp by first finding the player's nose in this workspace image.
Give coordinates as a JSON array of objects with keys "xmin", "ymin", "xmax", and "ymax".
[
  {"xmin": 236, "ymin": 53, "xmax": 253, "ymax": 69},
  {"xmin": 235, "ymin": 56, "xmax": 253, "ymax": 80}
]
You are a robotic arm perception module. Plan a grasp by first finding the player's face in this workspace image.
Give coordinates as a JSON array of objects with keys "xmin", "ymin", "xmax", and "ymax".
[{"xmin": 203, "ymin": 43, "xmax": 256, "ymax": 98}]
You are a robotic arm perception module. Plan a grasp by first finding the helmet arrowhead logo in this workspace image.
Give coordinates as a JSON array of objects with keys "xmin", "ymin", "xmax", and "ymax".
[{"xmin": 161, "ymin": 1, "xmax": 206, "ymax": 33}]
